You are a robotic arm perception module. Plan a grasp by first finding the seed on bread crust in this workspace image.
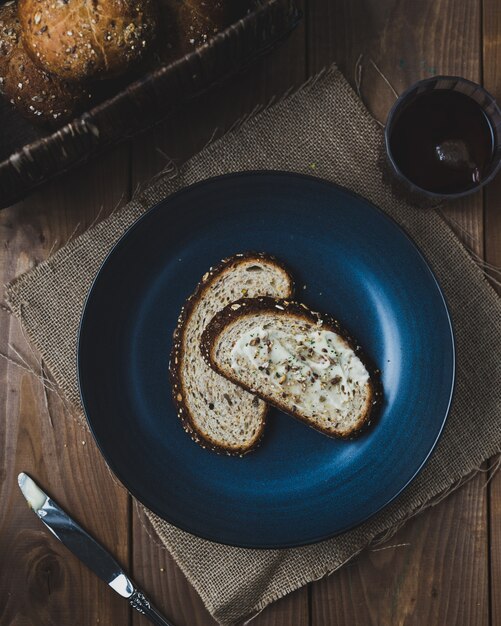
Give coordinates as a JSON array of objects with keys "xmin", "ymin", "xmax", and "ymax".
[{"xmin": 0, "ymin": 1, "xmax": 90, "ymax": 125}]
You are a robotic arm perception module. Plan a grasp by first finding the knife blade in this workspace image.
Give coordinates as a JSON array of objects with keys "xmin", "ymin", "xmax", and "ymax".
[{"xmin": 18, "ymin": 472, "xmax": 174, "ymax": 626}]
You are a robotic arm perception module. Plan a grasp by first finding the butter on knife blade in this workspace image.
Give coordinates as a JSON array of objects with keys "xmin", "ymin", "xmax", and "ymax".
[{"xmin": 18, "ymin": 472, "xmax": 48, "ymax": 512}]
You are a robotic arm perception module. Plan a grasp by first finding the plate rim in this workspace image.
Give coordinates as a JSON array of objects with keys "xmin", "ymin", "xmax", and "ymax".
[{"xmin": 77, "ymin": 170, "xmax": 456, "ymax": 549}]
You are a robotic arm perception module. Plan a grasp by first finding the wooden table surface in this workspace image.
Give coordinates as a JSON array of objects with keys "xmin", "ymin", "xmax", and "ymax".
[{"xmin": 2, "ymin": 0, "xmax": 501, "ymax": 624}]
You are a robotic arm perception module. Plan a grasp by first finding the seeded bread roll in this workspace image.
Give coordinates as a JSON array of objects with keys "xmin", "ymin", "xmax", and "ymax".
[
  {"xmin": 201, "ymin": 297, "xmax": 383, "ymax": 439},
  {"xmin": 170, "ymin": 253, "xmax": 294, "ymax": 455},
  {"xmin": 0, "ymin": 1, "xmax": 19, "ymax": 72},
  {"xmin": 163, "ymin": 0, "xmax": 252, "ymax": 51},
  {"xmin": 0, "ymin": 1, "xmax": 89, "ymax": 125},
  {"xmin": 19, "ymin": 0, "xmax": 159, "ymax": 81}
]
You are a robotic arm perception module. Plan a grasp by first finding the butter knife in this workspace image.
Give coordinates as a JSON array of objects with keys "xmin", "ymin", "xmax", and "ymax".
[{"xmin": 18, "ymin": 472, "xmax": 174, "ymax": 626}]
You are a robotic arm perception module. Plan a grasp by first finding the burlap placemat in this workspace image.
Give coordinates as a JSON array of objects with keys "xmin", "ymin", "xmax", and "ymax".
[{"xmin": 6, "ymin": 66, "xmax": 501, "ymax": 625}]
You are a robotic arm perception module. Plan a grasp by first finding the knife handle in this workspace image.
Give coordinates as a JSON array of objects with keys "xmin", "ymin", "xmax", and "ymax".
[{"xmin": 129, "ymin": 590, "xmax": 174, "ymax": 626}]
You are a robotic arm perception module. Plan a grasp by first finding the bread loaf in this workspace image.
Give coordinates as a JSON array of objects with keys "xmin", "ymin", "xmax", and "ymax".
[
  {"xmin": 0, "ymin": 1, "xmax": 90, "ymax": 125},
  {"xmin": 19, "ymin": 0, "xmax": 159, "ymax": 81}
]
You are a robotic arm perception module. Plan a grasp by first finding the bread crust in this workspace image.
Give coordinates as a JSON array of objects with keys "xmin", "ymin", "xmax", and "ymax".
[
  {"xmin": 0, "ymin": 1, "xmax": 89, "ymax": 125},
  {"xmin": 169, "ymin": 254, "xmax": 295, "ymax": 455},
  {"xmin": 201, "ymin": 297, "xmax": 383, "ymax": 439},
  {"xmin": 19, "ymin": 0, "xmax": 158, "ymax": 81}
]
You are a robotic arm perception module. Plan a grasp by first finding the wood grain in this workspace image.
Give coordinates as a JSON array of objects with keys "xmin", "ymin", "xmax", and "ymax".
[
  {"xmin": 308, "ymin": 0, "xmax": 482, "ymax": 121},
  {"xmin": 311, "ymin": 474, "xmax": 488, "ymax": 626},
  {"xmin": 129, "ymin": 5, "xmax": 309, "ymax": 624},
  {"xmin": 482, "ymin": 1, "xmax": 501, "ymax": 624},
  {"xmin": 308, "ymin": 1, "xmax": 489, "ymax": 625},
  {"xmin": 0, "ymin": 150, "xmax": 132, "ymax": 626}
]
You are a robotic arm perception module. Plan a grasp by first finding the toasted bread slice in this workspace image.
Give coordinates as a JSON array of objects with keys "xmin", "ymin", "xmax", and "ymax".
[
  {"xmin": 170, "ymin": 254, "xmax": 294, "ymax": 455},
  {"xmin": 201, "ymin": 297, "xmax": 382, "ymax": 439}
]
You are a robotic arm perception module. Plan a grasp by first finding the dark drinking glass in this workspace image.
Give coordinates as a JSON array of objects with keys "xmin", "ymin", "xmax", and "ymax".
[{"xmin": 385, "ymin": 76, "xmax": 501, "ymax": 203}]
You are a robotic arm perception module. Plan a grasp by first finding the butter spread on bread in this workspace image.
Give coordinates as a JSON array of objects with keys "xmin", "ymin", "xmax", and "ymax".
[
  {"xmin": 230, "ymin": 324, "xmax": 370, "ymax": 415},
  {"xmin": 201, "ymin": 297, "xmax": 382, "ymax": 439}
]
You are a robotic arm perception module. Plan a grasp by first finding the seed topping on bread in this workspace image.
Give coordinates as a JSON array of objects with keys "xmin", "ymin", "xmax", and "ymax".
[
  {"xmin": 201, "ymin": 297, "xmax": 383, "ymax": 439},
  {"xmin": 230, "ymin": 322, "xmax": 370, "ymax": 416}
]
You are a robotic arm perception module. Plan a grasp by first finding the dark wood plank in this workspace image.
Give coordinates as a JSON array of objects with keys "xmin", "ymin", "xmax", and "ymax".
[
  {"xmin": 312, "ymin": 474, "xmax": 488, "ymax": 626},
  {"xmin": 308, "ymin": 0, "xmax": 489, "ymax": 624},
  {"xmin": 129, "ymin": 6, "xmax": 309, "ymax": 625},
  {"xmin": 0, "ymin": 151, "xmax": 132, "ymax": 626},
  {"xmin": 482, "ymin": 1, "xmax": 501, "ymax": 624},
  {"xmin": 309, "ymin": 0, "xmax": 482, "ymax": 121}
]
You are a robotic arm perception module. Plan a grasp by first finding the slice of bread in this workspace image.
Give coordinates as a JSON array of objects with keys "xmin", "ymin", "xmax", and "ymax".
[
  {"xmin": 201, "ymin": 297, "xmax": 383, "ymax": 439},
  {"xmin": 170, "ymin": 254, "xmax": 294, "ymax": 455}
]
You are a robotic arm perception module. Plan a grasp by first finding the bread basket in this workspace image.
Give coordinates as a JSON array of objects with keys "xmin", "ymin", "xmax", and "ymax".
[{"xmin": 0, "ymin": 0, "xmax": 300, "ymax": 208}]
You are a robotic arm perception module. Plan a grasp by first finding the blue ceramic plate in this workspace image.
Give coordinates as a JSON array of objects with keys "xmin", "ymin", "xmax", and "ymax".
[{"xmin": 78, "ymin": 172, "xmax": 455, "ymax": 548}]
